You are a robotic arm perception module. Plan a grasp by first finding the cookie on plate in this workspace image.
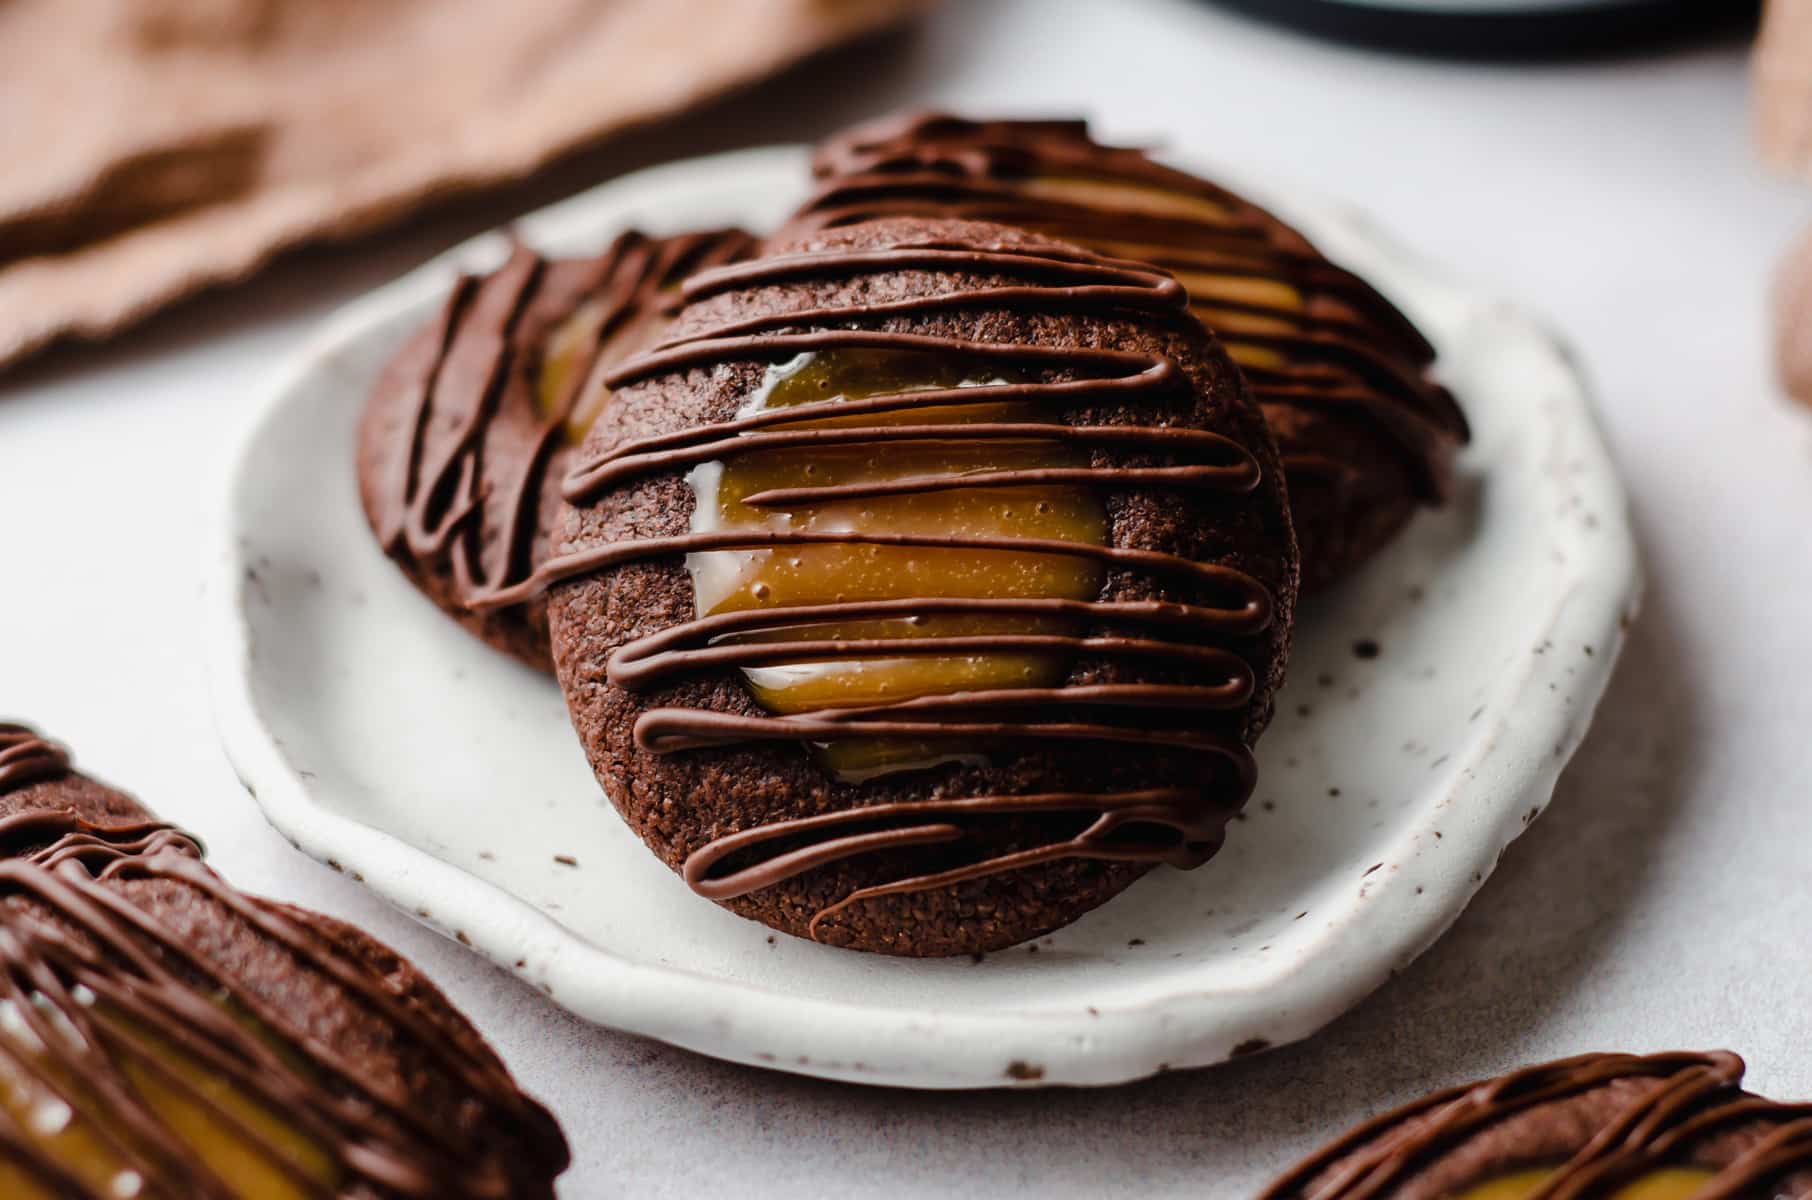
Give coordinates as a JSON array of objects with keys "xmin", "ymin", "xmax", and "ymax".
[
  {"xmin": 785, "ymin": 112, "xmax": 1469, "ymax": 592},
  {"xmin": 487, "ymin": 215, "xmax": 1298, "ymax": 956},
  {"xmin": 0, "ymin": 723, "xmax": 570, "ymax": 1198},
  {"xmin": 358, "ymin": 228, "xmax": 753, "ymax": 666},
  {"xmin": 1260, "ymin": 1050, "xmax": 1812, "ymax": 1200}
]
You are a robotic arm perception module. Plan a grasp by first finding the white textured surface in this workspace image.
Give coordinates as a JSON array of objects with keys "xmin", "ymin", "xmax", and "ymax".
[
  {"xmin": 210, "ymin": 144, "xmax": 1635, "ymax": 1088},
  {"xmin": 1, "ymin": 0, "xmax": 1807, "ymax": 1192}
]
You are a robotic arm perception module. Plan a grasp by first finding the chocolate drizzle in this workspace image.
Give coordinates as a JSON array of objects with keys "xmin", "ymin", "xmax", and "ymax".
[
  {"xmin": 477, "ymin": 229, "xmax": 1283, "ymax": 934},
  {"xmin": 366, "ymin": 227, "xmax": 753, "ymax": 618},
  {"xmin": 0, "ymin": 723, "xmax": 70, "ymax": 793},
  {"xmin": 684, "ymin": 788, "xmax": 1239, "ymax": 941},
  {"xmin": 783, "ymin": 113, "xmax": 1469, "ymax": 566},
  {"xmin": 1261, "ymin": 1051, "xmax": 1812, "ymax": 1200},
  {"xmin": 0, "ymin": 762, "xmax": 566, "ymax": 1196}
]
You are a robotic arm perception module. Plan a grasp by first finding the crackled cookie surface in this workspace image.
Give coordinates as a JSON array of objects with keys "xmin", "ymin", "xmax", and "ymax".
[
  {"xmin": 786, "ymin": 112, "xmax": 1469, "ymax": 591},
  {"xmin": 491, "ymin": 215, "xmax": 1298, "ymax": 955},
  {"xmin": 0, "ymin": 725, "xmax": 569, "ymax": 1198}
]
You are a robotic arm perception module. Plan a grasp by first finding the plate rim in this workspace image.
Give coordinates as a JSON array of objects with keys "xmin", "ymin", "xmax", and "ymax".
[{"xmin": 206, "ymin": 143, "xmax": 1642, "ymax": 1089}]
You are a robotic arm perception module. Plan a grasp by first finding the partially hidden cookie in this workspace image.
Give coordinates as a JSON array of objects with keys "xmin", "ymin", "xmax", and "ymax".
[
  {"xmin": 1261, "ymin": 1050, "xmax": 1812, "ymax": 1200},
  {"xmin": 358, "ymin": 228, "xmax": 754, "ymax": 667},
  {"xmin": 485, "ymin": 215, "xmax": 1298, "ymax": 956},
  {"xmin": 1771, "ymin": 221, "xmax": 1812, "ymax": 408},
  {"xmin": 0, "ymin": 723, "xmax": 570, "ymax": 1198},
  {"xmin": 784, "ymin": 112, "xmax": 1470, "ymax": 592}
]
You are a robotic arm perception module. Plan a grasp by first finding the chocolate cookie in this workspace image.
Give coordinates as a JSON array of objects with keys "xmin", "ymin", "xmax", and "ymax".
[
  {"xmin": 0, "ymin": 724, "xmax": 569, "ymax": 1198},
  {"xmin": 1261, "ymin": 1050, "xmax": 1812, "ymax": 1200},
  {"xmin": 358, "ymin": 227, "xmax": 753, "ymax": 667},
  {"xmin": 784, "ymin": 112, "xmax": 1470, "ymax": 592},
  {"xmin": 484, "ymin": 214, "xmax": 1298, "ymax": 956}
]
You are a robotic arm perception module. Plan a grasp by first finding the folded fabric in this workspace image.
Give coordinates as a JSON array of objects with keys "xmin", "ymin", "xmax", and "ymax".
[
  {"xmin": 1756, "ymin": 0, "xmax": 1812, "ymax": 175},
  {"xmin": 1755, "ymin": 0, "xmax": 1812, "ymax": 406},
  {"xmin": 0, "ymin": 0, "xmax": 927, "ymax": 370}
]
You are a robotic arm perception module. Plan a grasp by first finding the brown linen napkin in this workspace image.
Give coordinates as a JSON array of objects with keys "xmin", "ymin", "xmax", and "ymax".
[
  {"xmin": 1771, "ymin": 224, "xmax": 1812, "ymax": 407},
  {"xmin": 1756, "ymin": 0, "xmax": 1812, "ymax": 175},
  {"xmin": 1755, "ymin": 0, "xmax": 1812, "ymax": 405},
  {"xmin": 0, "ymin": 0, "xmax": 926, "ymax": 370}
]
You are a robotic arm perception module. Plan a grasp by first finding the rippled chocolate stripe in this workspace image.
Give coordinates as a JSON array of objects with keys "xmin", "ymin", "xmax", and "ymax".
[
  {"xmin": 0, "ymin": 723, "xmax": 70, "ymax": 793},
  {"xmin": 367, "ymin": 228, "xmax": 753, "ymax": 609},
  {"xmin": 801, "ymin": 115, "xmax": 1435, "ymax": 358},
  {"xmin": 786, "ymin": 112, "xmax": 1469, "ymax": 500},
  {"xmin": 0, "ymin": 808, "xmax": 565, "ymax": 1198},
  {"xmin": 475, "ymin": 235, "xmax": 1276, "ymax": 931},
  {"xmin": 1261, "ymin": 1050, "xmax": 1812, "ymax": 1200},
  {"xmin": 684, "ymin": 788, "xmax": 1238, "ymax": 940},
  {"xmin": 1695, "ymin": 1115, "xmax": 1812, "ymax": 1200},
  {"xmin": 0, "ymin": 809, "xmax": 199, "ymax": 865}
]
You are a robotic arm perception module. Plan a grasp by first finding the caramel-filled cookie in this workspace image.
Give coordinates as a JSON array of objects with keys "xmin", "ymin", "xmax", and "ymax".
[
  {"xmin": 479, "ymin": 215, "xmax": 1298, "ymax": 956},
  {"xmin": 785, "ymin": 113, "xmax": 1469, "ymax": 592},
  {"xmin": 0, "ymin": 724, "xmax": 569, "ymax": 1198},
  {"xmin": 1261, "ymin": 1050, "xmax": 1812, "ymax": 1200},
  {"xmin": 358, "ymin": 228, "xmax": 753, "ymax": 666}
]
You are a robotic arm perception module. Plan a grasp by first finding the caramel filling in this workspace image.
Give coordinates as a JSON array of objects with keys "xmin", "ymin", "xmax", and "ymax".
[
  {"xmin": 1012, "ymin": 176, "xmax": 1307, "ymax": 371},
  {"xmin": 685, "ymin": 348, "xmax": 1107, "ymax": 780},
  {"xmin": 537, "ymin": 294, "xmax": 675, "ymax": 444},
  {"xmin": 1610, "ymin": 1169, "xmax": 1721, "ymax": 1200},
  {"xmin": 0, "ymin": 991, "xmax": 334, "ymax": 1198},
  {"xmin": 1018, "ymin": 174, "xmax": 1234, "ymax": 223},
  {"xmin": 1454, "ymin": 1165, "xmax": 1719, "ymax": 1200}
]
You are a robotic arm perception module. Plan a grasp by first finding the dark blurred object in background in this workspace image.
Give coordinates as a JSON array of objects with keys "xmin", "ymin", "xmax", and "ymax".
[
  {"xmin": 1210, "ymin": 0, "xmax": 1759, "ymax": 57},
  {"xmin": 0, "ymin": 0, "xmax": 929, "ymax": 374}
]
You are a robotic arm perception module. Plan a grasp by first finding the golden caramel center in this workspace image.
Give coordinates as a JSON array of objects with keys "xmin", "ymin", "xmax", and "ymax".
[
  {"xmin": 1454, "ymin": 1165, "xmax": 1719, "ymax": 1200},
  {"xmin": 1016, "ymin": 173, "xmax": 1308, "ymax": 371},
  {"xmin": 0, "ymin": 989, "xmax": 334, "ymax": 1198},
  {"xmin": 1018, "ymin": 174, "xmax": 1234, "ymax": 223},
  {"xmin": 685, "ymin": 348, "xmax": 1107, "ymax": 779},
  {"xmin": 537, "ymin": 292, "xmax": 676, "ymax": 444}
]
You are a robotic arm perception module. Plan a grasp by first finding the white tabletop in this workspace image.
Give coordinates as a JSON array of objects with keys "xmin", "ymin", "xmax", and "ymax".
[{"xmin": 4, "ymin": 2, "xmax": 1809, "ymax": 1196}]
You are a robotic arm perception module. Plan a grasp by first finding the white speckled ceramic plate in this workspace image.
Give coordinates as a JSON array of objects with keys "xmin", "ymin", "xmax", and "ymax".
[{"xmin": 207, "ymin": 145, "xmax": 1638, "ymax": 1089}]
